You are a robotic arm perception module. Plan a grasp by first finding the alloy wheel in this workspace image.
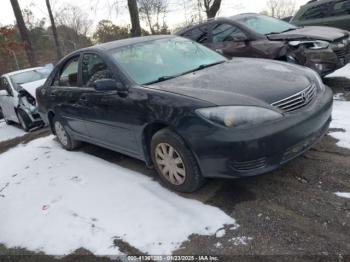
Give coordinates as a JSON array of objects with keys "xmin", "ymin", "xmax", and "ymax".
[
  {"xmin": 155, "ymin": 143, "xmax": 186, "ymax": 186},
  {"xmin": 55, "ymin": 121, "xmax": 68, "ymax": 147}
]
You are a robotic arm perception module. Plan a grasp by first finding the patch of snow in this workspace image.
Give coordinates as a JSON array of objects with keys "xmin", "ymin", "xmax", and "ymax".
[
  {"xmin": 215, "ymin": 229, "xmax": 226, "ymax": 238},
  {"xmin": 229, "ymin": 236, "xmax": 253, "ymax": 246},
  {"xmin": 335, "ymin": 192, "xmax": 350, "ymax": 199},
  {"xmin": 214, "ymin": 242, "xmax": 222, "ymax": 248},
  {"xmin": 330, "ymin": 101, "xmax": 350, "ymax": 150},
  {"xmin": 0, "ymin": 136, "xmax": 237, "ymax": 256},
  {"xmin": 229, "ymin": 224, "xmax": 240, "ymax": 231},
  {"xmin": 327, "ymin": 63, "xmax": 350, "ymax": 79},
  {"xmin": 0, "ymin": 121, "xmax": 26, "ymax": 142}
]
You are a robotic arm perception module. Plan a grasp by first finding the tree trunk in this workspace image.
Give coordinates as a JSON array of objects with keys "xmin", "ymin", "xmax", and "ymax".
[
  {"xmin": 204, "ymin": 0, "xmax": 222, "ymax": 19},
  {"xmin": 10, "ymin": 0, "xmax": 36, "ymax": 67},
  {"xmin": 127, "ymin": 0, "xmax": 142, "ymax": 37},
  {"xmin": 46, "ymin": 0, "xmax": 62, "ymax": 60}
]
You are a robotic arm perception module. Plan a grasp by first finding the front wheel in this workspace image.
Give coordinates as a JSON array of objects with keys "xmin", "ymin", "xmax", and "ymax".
[
  {"xmin": 17, "ymin": 109, "xmax": 31, "ymax": 131},
  {"xmin": 53, "ymin": 117, "xmax": 80, "ymax": 151},
  {"xmin": 151, "ymin": 128, "xmax": 206, "ymax": 193}
]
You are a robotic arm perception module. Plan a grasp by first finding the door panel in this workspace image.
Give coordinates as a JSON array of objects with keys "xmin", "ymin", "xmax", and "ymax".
[
  {"xmin": 50, "ymin": 55, "xmax": 89, "ymax": 137},
  {"xmin": 80, "ymin": 53, "xmax": 139, "ymax": 155},
  {"xmin": 82, "ymin": 89, "xmax": 139, "ymax": 155},
  {"xmin": 208, "ymin": 23, "xmax": 256, "ymax": 58},
  {"xmin": 0, "ymin": 77, "xmax": 17, "ymax": 122}
]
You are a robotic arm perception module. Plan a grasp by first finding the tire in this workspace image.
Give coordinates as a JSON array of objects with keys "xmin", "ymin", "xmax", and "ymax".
[
  {"xmin": 151, "ymin": 128, "xmax": 206, "ymax": 193},
  {"xmin": 17, "ymin": 109, "xmax": 31, "ymax": 131},
  {"xmin": 53, "ymin": 116, "xmax": 81, "ymax": 151}
]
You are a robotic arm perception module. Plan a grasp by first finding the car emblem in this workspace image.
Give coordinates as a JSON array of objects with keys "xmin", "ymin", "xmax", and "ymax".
[{"xmin": 301, "ymin": 91, "xmax": 307, "ymax": 103}]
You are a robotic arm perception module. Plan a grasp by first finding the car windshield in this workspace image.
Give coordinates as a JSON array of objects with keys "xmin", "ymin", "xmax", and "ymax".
[
  {"xmin": 10, "ymin": 68, "xmax": 51, "ymax": 89},
  {"xmin": 236, "ymin": 15, "xmax": 297, "ymax": 35},
  {"xmin": 109, "ymin": 37, "xmax": 226, "ymax": 85}
]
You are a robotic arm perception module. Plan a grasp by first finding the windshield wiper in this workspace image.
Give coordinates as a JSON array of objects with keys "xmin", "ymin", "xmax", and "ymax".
[
  {"xmin": 267, "ymin": 28, "xmax": 299, "ymax": 35},
  {"xmin": 144, "ymin": 75, "xmax": 177, "ymax": 85},
  {"xmin": 144, "ymin": 61, "xmax": 225, "ymax": 85},
  {"xmin": 196, "ymin": 61, "xmax": 226, "ymax": 70}
]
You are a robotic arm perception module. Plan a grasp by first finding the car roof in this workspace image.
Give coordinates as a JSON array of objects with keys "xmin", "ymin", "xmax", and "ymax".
[
  {"xmin": 2, "ymin": 67, "xmax": 44, "ymax": 77},
  {"xmin": 80, "ymin": 35, "xmax": 176, "ymax": 52},
  {"xmin": 175, "ymin": 13, "xmax": 261, "ymax": 35}
]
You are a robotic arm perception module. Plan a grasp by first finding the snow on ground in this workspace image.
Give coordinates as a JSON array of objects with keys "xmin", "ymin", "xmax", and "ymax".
[
  {"xmin": 327, "ymin": 63, "xmax": 350, "ymax": 79},
  {"xmin": 0, "ymin": 121, "xmax": 26, "ymax": 142},
  {"xmin": 0, "ymin": 136, "xmax": 237, "ymax": 256},
  {"xmin": 335, "ymin": 192, "xmax": 350, "ymax": 199},
  {"xmin": 330, "ymin": 101, "xmax": 350, "ymax": 150}
]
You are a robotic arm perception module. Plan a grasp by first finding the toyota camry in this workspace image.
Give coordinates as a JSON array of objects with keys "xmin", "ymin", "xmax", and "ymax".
[{"xmin": 36, "ymin": 35, "xmax": 333, "ymax": 192}]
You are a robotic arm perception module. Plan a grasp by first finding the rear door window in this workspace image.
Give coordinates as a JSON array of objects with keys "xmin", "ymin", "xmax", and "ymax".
[
  {"xmin": 212, "ymin": 23, "xmax": 247, "ymax": 43},
  {"xmin": 183, "ymin": 25, "xmax": 210, "ymax": 43}
]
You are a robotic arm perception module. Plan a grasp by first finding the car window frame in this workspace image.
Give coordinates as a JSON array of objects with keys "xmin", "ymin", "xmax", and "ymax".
[
  {"xmin": 210, "ymin": 22, "xmax": 248, "ymax": 43},
  {"xmin": 81, "ymin": 52, "xmax": 120, "ymax": 88},
  {"xmin": 51, "ymin": 54, "xmax": 82, "ymax": 88}
]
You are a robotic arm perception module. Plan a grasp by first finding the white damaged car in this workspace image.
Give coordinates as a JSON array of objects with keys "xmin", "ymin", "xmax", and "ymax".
[{"xmin": 0, "ymin": 65, "xmax": 53, "ymax": 131}]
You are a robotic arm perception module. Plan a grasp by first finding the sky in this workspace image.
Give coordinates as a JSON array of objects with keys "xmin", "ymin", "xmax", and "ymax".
[{"xmin": 0, "ymin": 0, "xmax": 309, "ymax": 32}]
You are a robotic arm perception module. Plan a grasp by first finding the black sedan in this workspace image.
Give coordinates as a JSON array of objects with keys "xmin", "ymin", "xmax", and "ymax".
[{"xmin": 36, "ymin": 35, "xmax": 333, "ymax": 192}]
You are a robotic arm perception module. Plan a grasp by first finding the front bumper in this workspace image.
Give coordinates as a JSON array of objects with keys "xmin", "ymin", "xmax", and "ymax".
[
  {"xmin": 178, "ymin": 87, "xmax": 333, "ymax": 179},
  {"xmin": 297, "ymin": 45, "xmax": 350, "ymax": 77}
]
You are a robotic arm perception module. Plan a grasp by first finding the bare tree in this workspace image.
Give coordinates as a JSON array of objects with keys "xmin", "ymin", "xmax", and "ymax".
[
  {"xmin": 138, "ymin": 0, "xmax": 168, "ymax": 34},
  {"xmin": 46, "ymin": 0, "xmax": 62, "ymax": 60},
  {"xmin": 201, "ymin": 0, "xmax": 222, "ymax": 19},
  {"xmin": 128, "ymin": 0, "xmax": 142, "ymax": 37},
  {"xmin": 10, "ymin": 0, "xmax": 36, "ymax": 66},
  {"xmin": 55, "ymin": 4, "xmax": 92, "ymax": 48},
  {"xmin": 265, "ymin": 0, "xmax": 297, "ymax": 18}
]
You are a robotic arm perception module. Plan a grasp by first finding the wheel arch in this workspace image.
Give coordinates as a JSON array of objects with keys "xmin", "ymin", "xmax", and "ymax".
[
  {"xmin": 47, "ymin": 110, "xmax": 56, "ymax": 134},
  {"xmin": 141, "ymin": 121, "xmax": 169, "ymax": 166}
]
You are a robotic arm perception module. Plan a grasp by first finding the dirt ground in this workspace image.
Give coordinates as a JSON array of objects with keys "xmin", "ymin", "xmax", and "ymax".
[{"xmin": 0, "ymin": 77, "xmax": 350, "ymax": 262}]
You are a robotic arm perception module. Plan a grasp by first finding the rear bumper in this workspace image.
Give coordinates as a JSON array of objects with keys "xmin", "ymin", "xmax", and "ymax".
[{"xmin": 179, "ymin": 87, "xmax": 333, "ymax": 178}]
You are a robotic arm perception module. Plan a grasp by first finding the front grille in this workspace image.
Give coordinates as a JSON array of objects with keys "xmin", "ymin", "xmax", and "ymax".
[
  {"xmin": 334, "ymin": 49, "xmax": 346, "ymax": 59},
  {"xmin": 271, "ymin": 84, "xmax": 317, "ymax": 113},
  {"xmin": 230, "ymin": 157, "xmax": 267, "ymax": 172},
  {"xmin": 332, "ymin": 37, "xmax": 350, "ymax": 60}
]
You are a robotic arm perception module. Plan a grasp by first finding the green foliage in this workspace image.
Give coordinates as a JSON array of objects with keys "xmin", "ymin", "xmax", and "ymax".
[{"xmin": 93, "ymin": 20, "xmax": 130, "ymax": 43}]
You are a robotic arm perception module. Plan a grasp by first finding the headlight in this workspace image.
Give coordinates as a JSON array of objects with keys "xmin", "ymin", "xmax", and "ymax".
[
  {"xmin": 196, "ymin": 106, "xmax": 283, "ymax": 128},
  {"xmin": 306, "ymin": 67, "xmax": 325, "ymax": 92},
  {"xmin": 289, "ymin": 40, "xmax": 329, "ymax": 50}
]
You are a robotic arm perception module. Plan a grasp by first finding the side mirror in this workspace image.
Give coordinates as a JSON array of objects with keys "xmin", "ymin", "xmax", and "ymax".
[
  {"xmin": 233, "ymin": 35, "xmax": 250, "ymax": 42},
  {"xmin": 93, "ymin": 79, "xmax": 127, "ymax": 92}
]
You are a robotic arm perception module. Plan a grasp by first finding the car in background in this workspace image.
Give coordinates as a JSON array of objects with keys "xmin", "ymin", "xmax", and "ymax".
[
  {"xmin": 176, "ymin": 13, "xmax": 350, "ymax": 76},
  {"xmin": 37, "ymin": 36, "xmax": 332, "ymax": 192},
  {"xmin": 0, "ymin": 65, "xmax": 53, "ymax": 131},
  {"xmin": 291, "ymin": 0, "xmax": 350, "ymax": 31}
]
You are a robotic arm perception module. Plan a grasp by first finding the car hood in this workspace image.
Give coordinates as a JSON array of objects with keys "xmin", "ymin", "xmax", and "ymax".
[
  {"xmin": 267, "ymin": 26, "xmax": 348, "ymax": 42},
  {"xmin": 148, "ymin": 59, "xmax": 316, "ymax": 107},
  {"xmin": 19, "ymin": 79, "xmax": 47, "ymax": 98}
]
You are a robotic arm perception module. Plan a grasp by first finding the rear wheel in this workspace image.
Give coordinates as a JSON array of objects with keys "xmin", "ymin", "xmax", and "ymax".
[
  {"xmin": 53, "ymin": 117, "xmax": 80, "ymax": 151},
  {"xmin": 17, "ymin": 109, "xmax": 31, "ymax": 131},
  {"xmin": 151, "ymin": 128, "xmax": 205, "ymax": 193}
]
